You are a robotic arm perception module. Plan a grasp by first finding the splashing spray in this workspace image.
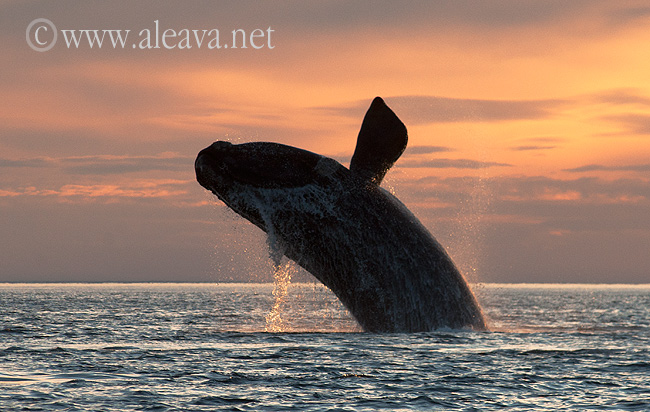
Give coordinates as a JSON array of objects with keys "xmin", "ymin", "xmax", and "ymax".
[
  {"xmin": 265, "ymin": 260, "xmax": 294, "ymax": 332},
  {"xmin": 255, "ymin": 196, "xmax": 294, "ymax": 332}
]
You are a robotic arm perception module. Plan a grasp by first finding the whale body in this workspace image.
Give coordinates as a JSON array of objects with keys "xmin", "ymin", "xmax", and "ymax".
[{"xmin": 195, "ymin": 97, "xmax": 486, "ymax": 332}]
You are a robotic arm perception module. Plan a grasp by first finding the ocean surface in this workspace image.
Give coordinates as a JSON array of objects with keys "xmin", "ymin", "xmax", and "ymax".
[{"xmin": 1, "ymin": 282, "xmax": 648, "ymax": 411}]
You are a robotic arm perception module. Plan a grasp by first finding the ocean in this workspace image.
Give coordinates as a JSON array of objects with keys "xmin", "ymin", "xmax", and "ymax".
[{"xmin": 1, "ymin": 282, "xmax": 648, "ymax": 411}]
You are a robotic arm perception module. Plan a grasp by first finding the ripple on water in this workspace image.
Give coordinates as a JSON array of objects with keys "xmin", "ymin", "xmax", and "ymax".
[{"xmin": 0, "ymin": 284, "xmax": 648, "ymax": 411}]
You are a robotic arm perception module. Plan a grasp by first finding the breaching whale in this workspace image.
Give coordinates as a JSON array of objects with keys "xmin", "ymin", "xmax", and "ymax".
[{"xmin": 195, "ymin": 97, "xmax": 486, "ymax": 332}]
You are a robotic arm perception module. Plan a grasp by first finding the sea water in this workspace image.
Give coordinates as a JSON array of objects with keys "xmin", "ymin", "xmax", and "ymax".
[{"xmin": 0, "ymin": 283, "xmax": 648, "ymax": 411}]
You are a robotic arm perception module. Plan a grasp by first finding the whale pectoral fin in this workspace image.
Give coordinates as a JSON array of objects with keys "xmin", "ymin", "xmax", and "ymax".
[{"xmin": 350, "ymin": 97, "xmax": 408, "ymax": 185}]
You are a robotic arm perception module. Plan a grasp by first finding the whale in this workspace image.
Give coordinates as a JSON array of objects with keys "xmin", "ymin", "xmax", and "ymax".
[{"xmin": 195, "ymin": 97, "xmax": 486, "ymax": 332}]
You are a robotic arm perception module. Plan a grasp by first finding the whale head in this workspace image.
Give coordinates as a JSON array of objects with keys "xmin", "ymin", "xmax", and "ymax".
[{"xmin": 195, "ymin": 140, "xmax": 348, "ymax": 230}]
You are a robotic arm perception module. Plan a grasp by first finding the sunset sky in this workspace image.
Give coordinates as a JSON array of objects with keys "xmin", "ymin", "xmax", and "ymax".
[{"xmin": 1, "ymin": 1, "xmax": 649, "ymax": 283}]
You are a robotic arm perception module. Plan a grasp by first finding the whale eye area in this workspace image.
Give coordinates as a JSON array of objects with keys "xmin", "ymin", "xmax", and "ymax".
[{"xmin": 197, "ymin": 142, "xmax": 324, "ymax": 189}]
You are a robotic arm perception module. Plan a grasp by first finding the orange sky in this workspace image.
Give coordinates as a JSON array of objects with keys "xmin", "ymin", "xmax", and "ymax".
[{"xmin": 1, "ymin": 1, "xmax": 649, "ymax": 283}]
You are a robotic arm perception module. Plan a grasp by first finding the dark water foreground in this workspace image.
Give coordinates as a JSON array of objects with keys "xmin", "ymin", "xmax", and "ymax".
[{"xmin": 1, "ymin": 283, "xmax": 648, "ymax": 411}]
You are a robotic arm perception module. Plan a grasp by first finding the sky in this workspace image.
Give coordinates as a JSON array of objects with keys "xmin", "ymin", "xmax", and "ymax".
[{"xmin": 1, "ymin": 1, "xmax": 649, "ymax": 283}]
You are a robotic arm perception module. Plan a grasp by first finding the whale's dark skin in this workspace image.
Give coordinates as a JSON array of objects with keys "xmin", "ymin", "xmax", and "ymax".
[{"xmin": 195, "ymin": 97, "xmax": 486, "ymax": 332}]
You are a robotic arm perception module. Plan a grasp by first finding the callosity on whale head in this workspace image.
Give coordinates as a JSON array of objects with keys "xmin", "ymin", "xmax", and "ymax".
[{"xmin": 195, "ymin": 97, "xmax": 487, "ymax": 332}]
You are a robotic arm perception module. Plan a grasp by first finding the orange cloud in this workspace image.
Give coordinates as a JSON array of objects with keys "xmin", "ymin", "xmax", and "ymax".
[{"xmin": 1, "ymin": 180, "xmax": 190, "ymax": 203}]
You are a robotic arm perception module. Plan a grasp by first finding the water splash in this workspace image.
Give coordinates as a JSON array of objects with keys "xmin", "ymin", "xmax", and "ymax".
[
  {"xmin": 247, "ymin": 186, "xmax": 330, "ymax": 332},
  {"xmin": 452, "ymin": 175, "xmax": 492, "ymax": 284},
  {"xmin": 265, "ymin": 260, "xmax": 294, "ymax": 332}
]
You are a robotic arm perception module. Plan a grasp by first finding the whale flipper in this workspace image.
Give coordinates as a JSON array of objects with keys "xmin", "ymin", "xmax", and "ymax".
[{"xmin": 350, "ymin": 97, "xmax": 408, "ymax": 185}]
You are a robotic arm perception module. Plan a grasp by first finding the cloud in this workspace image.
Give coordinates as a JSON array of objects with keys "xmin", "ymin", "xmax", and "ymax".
[
  {"xmin": 55, "ymin": 181, "xmax": 189, "ymax": 199},
  {"xmin": 4, "ymin": 1, "xmax": 650, "ymax": 284},
  {"xmin": 390, "ymin": 96, "xmax": 569, "ymax": 124},
  {"xmin": 0, "ymin": 195, "xmax": 225, "ymax": 282},
  {"xmin": 398, "ymin": 158, "xmax": 512, "ymax": 169},
  {"xmin": 601, "ymin": 114, "xmax": 650, "ymax": 135},
  {"xmin": 527, "ymin": 136, "xmax": 564, "ymax": 143},
  {"xmin": 0, "ymin": 153, "xmax": 193, "ymax": 175},
  {"xmin": 280, "ymin": 1, "xmax": 592, "ymax": 31},
  {"xmin": 592, "ymin": 88, "xmax": 650, "ymax": 106},
  {"xmin": 0, "ymin": 1, "xmax": 611, "ymax": 44},
  {"xmin": 389, "ymin": 173, "xmax": 650, "ymax": 282},
  {"xmin": 396, "ymin": 175, "xmax": 650, "ymax": 235},
  {"xmin": 405, "ymin": 145, "xmax": 453, "ymax": 155},
  {"xmin": 511, "ymin": 145, "xmax": 557, "ymax": 151},
  {"xmin": 0, "ymin": 157, "xmax": 52, "ymax": 168},
  {"xmin": 592, "ymin": 90, "xmax": 650, "ymax": 137},
  {"xmin": 0, "ymin": 179, "xmax": 191, "ymax": 202},
  {"xmin": 322, "ymin": 95, "xmax": 569, "ymax": 125},
  {"xmin": 564, "ymin": 163, "xmax": 650, "ymax": 172},
  {"xmin": 509, "ymin": 136, "xmax": 563, "ymax": 151},
  {"xmin": 0, "ymin": 189, "xmax": 22, "ymax": 197},
  {"xmin": 61, "ymin": 153, "xmax": 193, "ymax": 175},
  {"xmin": 491, "ymin": 176, "xmax": 650, "ymax": 209},
  {"xmin": 397, "ymin": 174, "xmax": 650, "ymax": 209},
  {"xmin": 606, "ymin": 6, "xmax": 650, "ymax": 26},
  {"xmin": 0, "ymin": 152, "xmax": 196, "ymax": 204}
]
